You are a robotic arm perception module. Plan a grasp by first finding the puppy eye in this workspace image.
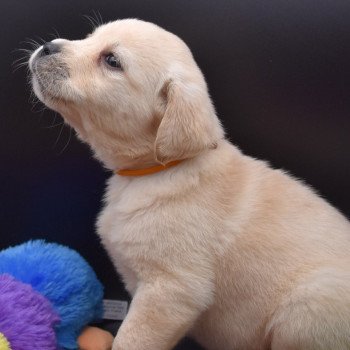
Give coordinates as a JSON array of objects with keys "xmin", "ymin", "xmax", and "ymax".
[{"xmin": 104, "ymin": 53, "xmax": 122, "ymax": 70}]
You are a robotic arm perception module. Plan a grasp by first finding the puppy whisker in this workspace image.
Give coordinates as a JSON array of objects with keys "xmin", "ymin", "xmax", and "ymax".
[
  {"xmin": 30, "ymin": 100, "xmax": 47, "ymax": 114},
  {"xmin": 58, "ymin": 125, "xmax": 72, "ymax": 155},
  {"xmin": 53, "ymin": 122, "xmax": 66, "ymax": 149},
  {"xmin": 50, "ymin": 27, "xmax": 61, "ymax": 40},
  {"xmin": 82, "ymin": 14, "xmax": 99, "ymax": 30},
  {"xmin": 42, "ymin": 122, "xmax": 64, "ymax": 129},
  {"xmin": 12, "ymin": 48, "xmax": 33, "ymax": 55},
  {"xmin": 83, "ymin": 10, "xmax": 104, "ymax": 30},
  {"xmin": 21, "ymin": 38, "xmax": 42, "ymax": 49},
  {"xmin": 34, "ymin": 35, "xmax": 47, "ymax": 44},
  {"xmin": 12, "ymin": 47, "xmax": 34, "ymax": 72},
  {"xmin": 12, "ymin": 61, "xmax": 30, "ymax": 73},
  {"xmin": 92, "ymin": 9, "xmax": 104, "ymax": 26},
  {"xmin": 12, "ymin": 56, "xmax": 29, "ymax": 65}
]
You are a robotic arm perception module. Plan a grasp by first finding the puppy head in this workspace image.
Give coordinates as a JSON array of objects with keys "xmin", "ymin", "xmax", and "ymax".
[{"xmin": 29, "ymin": 19, "xmax": 224, "ymax": 169}]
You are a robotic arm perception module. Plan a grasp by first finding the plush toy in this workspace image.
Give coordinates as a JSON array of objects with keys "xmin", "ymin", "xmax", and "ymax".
[
  {"xmin": 0, "ymin": 274, "xmax": 59, "ymax": 350},
  {"xmin": 0, "ymin": 240, "xmax": 104, "ymax": 350},
  {"xmin": 77, "ymin": 326, "xmax": 114, "ymax": 350}
]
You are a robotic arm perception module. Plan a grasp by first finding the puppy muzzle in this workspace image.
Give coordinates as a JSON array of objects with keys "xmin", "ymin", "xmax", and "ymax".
[{"xmin": 30, "ymin": 40, "xmax": 69, "ymax": 99}]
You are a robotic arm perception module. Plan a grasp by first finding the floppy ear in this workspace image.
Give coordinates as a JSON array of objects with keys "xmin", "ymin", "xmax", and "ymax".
[{"xmin": 154, "ymin": 77, "xmax": 224, "ymax": 164}]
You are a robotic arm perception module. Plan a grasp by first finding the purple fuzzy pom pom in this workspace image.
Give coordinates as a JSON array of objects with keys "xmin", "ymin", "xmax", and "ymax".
[{"xmin": 0, "ymin": 274, "xmax": 60, "ymax": 350}]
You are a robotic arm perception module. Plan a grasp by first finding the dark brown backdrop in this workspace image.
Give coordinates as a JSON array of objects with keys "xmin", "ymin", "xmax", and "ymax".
[{"xmin": 1, "ymin": 1, "xmax": 349, "ymax": 348}]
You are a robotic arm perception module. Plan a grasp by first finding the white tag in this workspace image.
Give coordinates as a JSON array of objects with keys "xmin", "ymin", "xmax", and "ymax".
[{"xmin": 103, "ymin": 299, "xmax": 128, "ymax": 320}]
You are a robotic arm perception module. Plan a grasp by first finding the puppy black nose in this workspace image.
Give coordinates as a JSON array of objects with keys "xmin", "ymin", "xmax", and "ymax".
[{"xmin": 40, "ymin": 42, "xmax": 61, "ymax": 56}]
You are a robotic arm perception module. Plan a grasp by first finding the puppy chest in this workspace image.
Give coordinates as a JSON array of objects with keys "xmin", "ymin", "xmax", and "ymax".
[{"xmin": 98, "ymin": 195, "xmax": 224, "ymax": 266}]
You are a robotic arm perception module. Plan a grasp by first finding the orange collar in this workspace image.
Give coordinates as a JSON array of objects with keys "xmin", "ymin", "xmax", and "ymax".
[{"xmin": 116, "ymin": 160, "xmax": 183, "ymax": 177}]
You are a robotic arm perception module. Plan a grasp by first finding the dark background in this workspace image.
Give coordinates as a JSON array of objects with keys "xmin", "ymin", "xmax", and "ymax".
[{"xmin": 0, "ymin": 1, "xmax": 349, "ymax": 348}]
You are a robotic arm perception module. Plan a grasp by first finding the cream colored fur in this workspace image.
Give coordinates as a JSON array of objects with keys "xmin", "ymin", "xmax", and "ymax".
[{"xmin": 30, "ymin": 19, "xmax": 350, "ymax": 350}]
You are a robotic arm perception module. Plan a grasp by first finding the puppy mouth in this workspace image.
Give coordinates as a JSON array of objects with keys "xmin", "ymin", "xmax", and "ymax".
[{"xmin": 30, "ymin": 47, "xmax": 70, "ymax": 101}]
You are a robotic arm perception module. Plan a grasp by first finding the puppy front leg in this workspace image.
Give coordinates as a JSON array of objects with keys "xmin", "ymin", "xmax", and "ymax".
[{"xmin": 112, "ymin": 279, "xmax": 212, "ymax": 350}]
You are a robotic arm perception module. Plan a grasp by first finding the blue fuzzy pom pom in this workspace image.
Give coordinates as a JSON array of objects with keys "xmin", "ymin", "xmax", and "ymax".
[{"xmin": 0, "ymin": 240, "xmax": 104, "ymax": 350}]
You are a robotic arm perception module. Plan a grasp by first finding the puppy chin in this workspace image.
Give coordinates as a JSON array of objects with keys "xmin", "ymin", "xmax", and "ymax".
[
  {"xmin": 32, "ymin": 77, "xmax": 44, "ymax": 102},
  {"xmin": 31, "ymin": 77, "xmax": 58, "ymax": 111},
  {"xmin": 32, "ymin": 76, "xmax": 81, "ymax": 113}
]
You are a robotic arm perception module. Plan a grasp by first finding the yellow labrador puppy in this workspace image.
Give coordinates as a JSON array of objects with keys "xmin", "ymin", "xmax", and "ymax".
[{"xmin": 29, "ymin": 19, "xmax": 350, "ymax": 350}]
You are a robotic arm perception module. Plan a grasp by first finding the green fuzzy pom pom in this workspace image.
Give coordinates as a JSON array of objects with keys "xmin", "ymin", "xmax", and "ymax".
[{"xmin": 0, "ymin": 333, "xmax": 11, "ymax": 350}]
